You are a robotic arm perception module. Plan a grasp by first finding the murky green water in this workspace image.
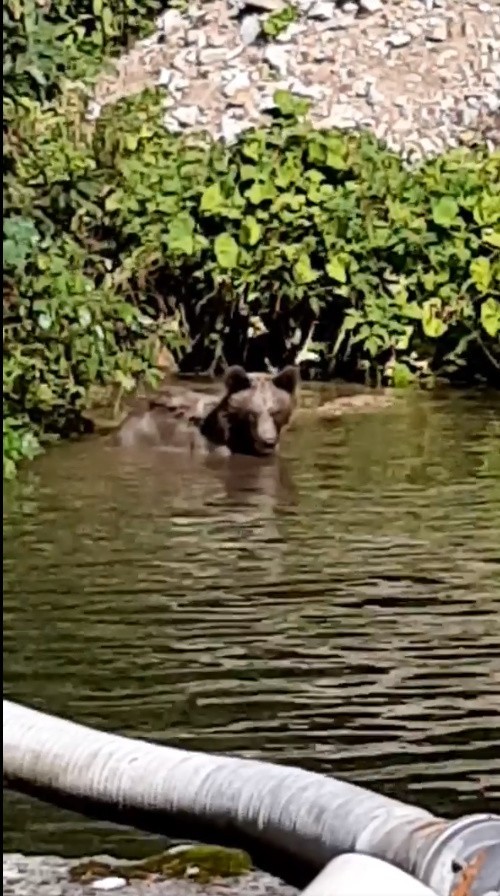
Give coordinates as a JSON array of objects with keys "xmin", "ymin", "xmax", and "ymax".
[{"xmin": 3, "ymin": 386, "xmax": 500, "ymax": 857}]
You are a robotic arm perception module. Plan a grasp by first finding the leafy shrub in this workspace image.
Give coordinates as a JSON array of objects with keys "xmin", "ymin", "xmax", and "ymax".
[
  {"xmin": 3, "ymin": 89, "xmax": 184, "ymax": 477},
  {"xmin": 3, "ymin": 0, "xmax": 165, "ymax": 104},
  {"xmin": 3, "ymin": 80, "xmax": 499, "ymax": 477},
  {"xmin": 89, "ymin": 89, "xmax": 499, "ymax": 382}
]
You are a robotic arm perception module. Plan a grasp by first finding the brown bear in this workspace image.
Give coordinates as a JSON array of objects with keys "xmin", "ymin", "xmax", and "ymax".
[{"xmin": 115, "ymin": 365, "xmax": 299, "ymax": 457}]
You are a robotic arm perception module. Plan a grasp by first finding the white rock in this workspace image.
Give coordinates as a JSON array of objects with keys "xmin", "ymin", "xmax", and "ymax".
[
  {"xmin": 85, "ymin": 100, "xmax": 101, "ymax": 122},
  {"xmin": 228, "ymin": 0, "xmax": 244, "ymax": 16},
  {"xmin": 359, "ymin": 0, "xmax": 382, "ymax": 11},
  {"xmin": 426, "ymin": 19, "xmax": 448, "ymax": 42},
  {"xmin": 91, "ymin": 879, "xmax": 127, "ymax": 892},
  {"xmin": 240, "ymin": 13, "xmax": 261, "ymax": 45},
  {"xmin": 366, "ymin": 81, "xmax": 384, "ymax": 105},
  {"xmin": 388, "ymin": 31, "xmax": 412, "ymax": 48},
  {"xmin": 256, "ymin": 87, "xmax": 279, "ymax": 112},
  {"xmin": 307, "ymin": 0, "xmax": 337, "ymax": 20},
  {"xmin": 276, "ymin": 22, "xmax": 306, "ymax": 42},
  {"xmin": 163, "ymin": 114, "xmax": 183, "ymax": 132},
  {"xmin": 224, "ymin": 70, "xmax": 251, "ymax": 97},
  {"xmin": 484, "ymin": 91, "xmax": 500, "ymax": 113},
  {"xmin": 206, "ymin": 31, "xmax": 227, "ymax": 47},
  {"xmin": 197, "ymin": 47, "xmax": 229, "ymax": 65},
  {"xmin": 220, "ymin": 113, "xmax": 250, "ymax": 143},
  {"xmin": 156, "ymin": 8, "xmax": 183, "ymax": 33},
  {"xmin": 170, "ymin": 74, "xmax": 190, "ymax": 93},
  {"xmin": 264, "ymin": 44, "xmax": 290, "ymax": 76},
  {"xmin": 352, "ymin": 77, "xmax": 370, "ymax": 97},
  {"xmin": 342, "ymin": 1, "xmax": 358, "ymax": 12},
  {"xmin": 325, "ymin": 101, "xmax": 360, "ymax": 129},
  {"xmin": 288, "ymin": 77, "xmax": 325, "ymax": 100},
  {"xmin": 419, "ymin": 137, "xmax": 437, "ymax": 155},
  {"xmin": 174, "ymin": 105, "xmax": 200, "ymax": 127},
  {"xmin": 157, "ymin": 67, "xmax": 173, "ymax": 87},
  {"xmin": 316, "ymin": 13, "xmax": 352, "ymax": 31},
  {"xmin": 172, "ymin": 49, "xmax": 195, "ymax": 72}
]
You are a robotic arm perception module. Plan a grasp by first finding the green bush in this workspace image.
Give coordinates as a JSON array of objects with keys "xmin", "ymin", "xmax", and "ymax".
[
  {"xmin": 3, "ymin": 0, "xmax": 165, "ymax": 104},
  {"xmin": 3, "ymin": 80, "xmax": 500, "ymax": 477},
  {"xmin": 91, "ymin": 89, "xmax": 500, "ymax": 382}
]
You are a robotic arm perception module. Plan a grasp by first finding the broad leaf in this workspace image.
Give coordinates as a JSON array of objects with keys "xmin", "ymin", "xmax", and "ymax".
[{"xmin": 214, "ymin": 233, "xmax": 239, "ymax": 269}]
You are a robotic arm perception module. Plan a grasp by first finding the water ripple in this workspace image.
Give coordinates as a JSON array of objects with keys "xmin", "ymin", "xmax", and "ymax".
[{"xmin": 3, "ymin": 389, "xmax": 500, "ymax": 856}]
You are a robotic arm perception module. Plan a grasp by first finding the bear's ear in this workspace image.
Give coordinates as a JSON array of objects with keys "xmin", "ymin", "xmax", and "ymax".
[
  {"xmin": 224, "ymin": 365, "xmax": 252, "ymax": 394},
  {"xmin": 272, "ymin": 365, "xmax": 299, "ymax": 395}
]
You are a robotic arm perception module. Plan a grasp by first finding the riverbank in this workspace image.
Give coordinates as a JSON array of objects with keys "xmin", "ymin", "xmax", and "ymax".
[
  {"xmin": 3, "ymin": 854, "xmax": 299, "ymax": 896},
  {"xmin": 4, "ymin": 0, "xmax": 499, "ymax": 478}
]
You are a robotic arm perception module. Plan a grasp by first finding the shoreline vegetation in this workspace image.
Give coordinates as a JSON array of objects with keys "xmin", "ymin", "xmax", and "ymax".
[{"xmin": 3, "ymin": 0, "xmax": 500, "ymax": 478}]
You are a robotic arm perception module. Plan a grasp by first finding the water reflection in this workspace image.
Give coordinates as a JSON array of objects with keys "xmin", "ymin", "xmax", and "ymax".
[{"xmin": 3, "ymin": 387, "xmax": 500, "ymax": 856}]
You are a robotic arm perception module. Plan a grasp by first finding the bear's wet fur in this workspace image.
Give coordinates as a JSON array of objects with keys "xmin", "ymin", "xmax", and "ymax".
[{"xmin": 116, "ymin": 365, "xmax": 299, "ymax": 457}]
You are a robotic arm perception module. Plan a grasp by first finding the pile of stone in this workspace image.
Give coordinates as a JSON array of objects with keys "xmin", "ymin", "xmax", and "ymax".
[{"xmin": 91, "ymin": 0, "xmax": 499, "ymax": 158}]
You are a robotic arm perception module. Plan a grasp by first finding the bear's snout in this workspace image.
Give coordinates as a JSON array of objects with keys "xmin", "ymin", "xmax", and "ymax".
[{"xmin": 254, "ymin": 413, "xmax": 279, "ymax": 454}]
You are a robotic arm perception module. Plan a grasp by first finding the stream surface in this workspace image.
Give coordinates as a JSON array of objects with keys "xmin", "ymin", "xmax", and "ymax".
[{"xmin": 3, "ymin": 385, "xmax": 500, "ymax": 857}]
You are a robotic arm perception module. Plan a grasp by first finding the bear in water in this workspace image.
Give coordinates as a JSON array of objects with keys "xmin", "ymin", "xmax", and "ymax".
[{"xmin": 115, "ymin": 365, "xmax": 299, "ymax": 458}]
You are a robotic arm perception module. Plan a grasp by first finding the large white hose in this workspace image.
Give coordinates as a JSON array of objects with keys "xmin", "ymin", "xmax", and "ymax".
[
  {"xmin": 3, "ymin": 700, "xmax": 499, "ymax": 896},
  {"xmin": 301, "ymin": 854, "xmax": 437, "ymax": 896}
]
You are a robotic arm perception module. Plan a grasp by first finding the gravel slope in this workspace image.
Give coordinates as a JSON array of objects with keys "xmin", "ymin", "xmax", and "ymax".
[{"xmin": 91, "ymin": 0, "xmax": 500, "ymax": 157}]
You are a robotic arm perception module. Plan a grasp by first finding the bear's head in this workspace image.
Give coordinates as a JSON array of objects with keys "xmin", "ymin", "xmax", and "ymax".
[{"xmin": 211, "ymin": 365, "xmax": 299, "ymax": 457}]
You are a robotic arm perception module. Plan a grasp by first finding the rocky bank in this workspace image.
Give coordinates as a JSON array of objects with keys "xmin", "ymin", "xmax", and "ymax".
[
  {"xmin": 91, "ymin": 0, "xmax": 500, "ymax": 158},
  {"xmin": 3, "ymin": 853, "xmax": 299, "ymax": 896}
]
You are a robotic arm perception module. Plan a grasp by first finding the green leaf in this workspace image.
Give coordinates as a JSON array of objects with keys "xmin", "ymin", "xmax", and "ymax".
[
  {"xmin": 166, "ymin": 213, "xmax": 195, "ymax": 254},
  {"xmin": 431, "ymin": 196, "xmax": 459, "ymax": 227},
  {"xmin": 214, "ymin": 233, "xmax": 239, "ymax": 269},
  {"xmin": 101, "ymin": 6, "xmax": 114, "ymax": 36},
  {"xmin": 293, "ymin": 253, "xmax": 319, "ymax": 285},
  {"xmin": 482, "ymin": 229, "xmax": 500, "ymax": 249},
  {"xmin": 480, "ymin": 298, "xmax": 500, "ymax": 338},
  {"xmin": 239, "ymin": 216, "xmax": 261, "ymax": 247},
  {"xmin": 473, "ymin": 195, "xmax": 500, "ymax": 226},
  {"xmin": 246, "ymin": 182, "xmax": 275, "ymax": 205},
  {"xmin": 273, "ymin": 89, "xmax": 310, "ymax": 119},
  {"xmin": 470, "ymin": 257, "xmax": 492, "ymax": 293},
  {"xmin": 114, "ymin": 370, "xmax": 136, "ymax": 392},
  {"xmin": 391, "ymin": 362, "xmax": 415, "ymax": 387},
  {"xmin": 200, "ymin": 183, "xmax": 225, "ymax": 214},
  {"xmin": 123, "ymin": 134, "xmax": 139, "ymax": 152},
  {"xmin": 326, "ymin": 254, "xmax": 347, "ymax": 283},
  {"xmin": 325, "ymin": 150, "xmax": 347, "ymax": 171},
  {"xmin": 365, "ymin": 335, "xmax": 381, "ymax": 357},
  {"xmin": 309, "ymin": 295, "xmax": 321, "ymax": 316},
  {"xmin": 422, "ymin": 299, "xmax": 448, "ymax": 339},
  {"xmin": 402, "ymin": 302, "xmax": 422, "ymax": 320},
  {"xmin": 104, "ymin": 192, "xmax": 122, "ymax": 212},
  {"xmin": 343, "ymin": 311, "xmax": 362, "ymax": 332}
]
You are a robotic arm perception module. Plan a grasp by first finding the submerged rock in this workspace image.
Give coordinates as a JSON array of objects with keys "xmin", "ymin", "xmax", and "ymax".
[{"xmin": 291, "ymin": 390, "xmax": 395, "ymax": 423}]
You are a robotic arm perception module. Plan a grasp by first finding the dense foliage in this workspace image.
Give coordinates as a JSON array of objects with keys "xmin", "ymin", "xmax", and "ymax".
[{"xmin": 3, "ymin": 3, "xmax": 500, "ymax": 477}]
